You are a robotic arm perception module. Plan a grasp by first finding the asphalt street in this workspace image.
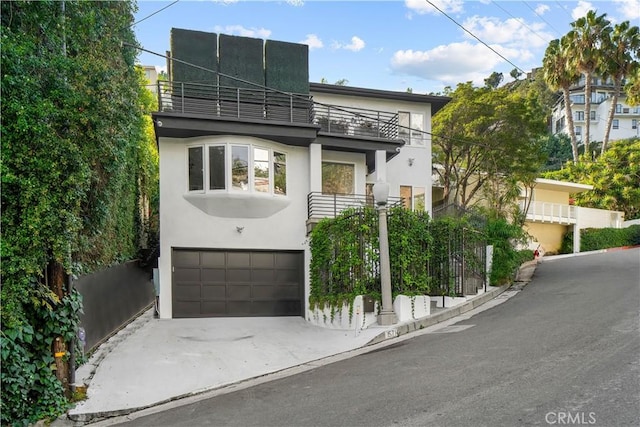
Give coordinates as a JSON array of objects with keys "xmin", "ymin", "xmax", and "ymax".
[{"xmin": 114, "ymin": 249, "xmax": 640, "ymax": 427}]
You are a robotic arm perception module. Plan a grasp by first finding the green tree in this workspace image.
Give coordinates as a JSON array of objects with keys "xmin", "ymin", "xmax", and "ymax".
[
  {"xmin": 1, "ymin": 1, "xmax": 153, "ymax": 423},
  {"xmin": 432, "ymin": 82, "xmax": 546, "ymax": 210},
  {"xmin": 566, "ymin": 10, "xmax": 611, "ymax": 153},
  {"xmin": 539, "ymin": 133, "xmax": 574, "ymax": 171},
  {"xmin": 600, "ymin": 21, "xmax": 640, "ymax": 153},
  {"xmin": 544, "ymin": 138, "xmax": 640, "ymax": 220},
  {"xmin": 625, "ymin": 67, "xmax": 640, "ymax": 106},
  {"xmin": 543, "ymin": 37, "xmax": 581, "ymax": 163},
  {"xmin": 484, "ymin": 71, "xmax": 503, "ymax": 89}
]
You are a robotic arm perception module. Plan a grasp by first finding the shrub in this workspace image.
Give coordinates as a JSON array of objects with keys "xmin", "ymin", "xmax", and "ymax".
[
  {"xmin": 561, "ymin": 225, "xmax": 640, "ymax": 253},
  {"xmin": 485, "ymin": 216, "xmax": 530, "ymax": 285}
]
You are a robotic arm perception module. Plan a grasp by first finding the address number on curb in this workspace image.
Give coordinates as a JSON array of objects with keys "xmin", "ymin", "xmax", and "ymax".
[{"xmin": 385, "ymin": 329, "xmax": 398, "ymax": 339}]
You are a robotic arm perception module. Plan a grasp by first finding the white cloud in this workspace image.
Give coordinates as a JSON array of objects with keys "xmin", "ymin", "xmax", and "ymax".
[
  {"xmin": 614, "ymin": 0, "xmax": 640, "ymax": 19},
  {"xmin": 287, "ymin": 0, "xmax": 304, "ymax": 6},
  {"xmin": 463, "ymin": 15, "xmax": 553, "ymax": 48},
  {"xmin": 390, "ymin": 41, "xmax": 520, "ymax": 86},
  {"xmin": 345, "ymin": 36, "xmax": 365, "ymax": 52},
  {"xmin": 211, "ymin": 0, "xmax": 239, "ymax": 4},
  {"xmin": 212, "ymin": 25, "xmax": 271, "ymax": 38},
  {"xmin": 300, "ymin": 34, "xmax": 323, "ymax": 50},
  {"xmin": 404, "ymin": 0, "xmax": 463, "ymax": 15},
  {"xmin": 332, "ymin": 36, "xmax": 366, "ymax": 52},
  {"xmin": 571, "ymin": 1, "xmax": 594, "ymax": 20},
  {"xmin": 535, "ymin": 4, "xmax": 550, "ymax": 15}
]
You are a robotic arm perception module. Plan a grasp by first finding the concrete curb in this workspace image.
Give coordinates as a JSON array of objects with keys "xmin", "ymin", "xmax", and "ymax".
[{"xmin": 366, "ymin": 283, "xmax": 512, "ymax": 346}]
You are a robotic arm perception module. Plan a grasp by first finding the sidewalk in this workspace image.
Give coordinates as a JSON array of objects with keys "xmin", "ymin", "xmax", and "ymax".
[{"xmin": 58, "ymin": 261, "xmax": 538, "ymax": 425}]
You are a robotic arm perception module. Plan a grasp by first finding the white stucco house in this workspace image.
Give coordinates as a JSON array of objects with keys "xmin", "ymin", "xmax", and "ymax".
[{"xmin": 152, "ymin": 28, "xmax": 450, "ymax": 319}]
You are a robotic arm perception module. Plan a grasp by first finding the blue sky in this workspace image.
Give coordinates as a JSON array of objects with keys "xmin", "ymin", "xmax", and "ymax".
[{"xmin": 133, "ymin": 0, "xmax": 640, "ymax": 94}]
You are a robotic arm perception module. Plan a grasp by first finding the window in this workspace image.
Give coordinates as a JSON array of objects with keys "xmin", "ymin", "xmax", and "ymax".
[
  {"xmin": 616, "ymin": 104, "xmax": 622, "ymax": 113},
  {"xmin": 575, "ymin": 126, "xmax": 581, "ymax": 135},
  {"xmin": 575, "ymin": 111, "xmax": 584, "ymax": 121},
  {"xmin": 232, "ymin": 146, "xmax": 249, "ymax": 191},
  {"xmin": 400, "ymin": 185, "xmax": 425, "ymax": 211},
  {"xmin": 590, "ymin": 111, "xmax": 596, "ymax": 120},
  {"xmin": 322, "ymin": 162, "xmax": 354, "ymax": 194},
  {"xmin": 253, "ymin": 147, "xmax": 269, "ymax": 193},
  {"xmin": 613, "ymin": 119, "xmax": 619, "ymax": 129},
  {"xmin": 632, "ymin": 119, "xmax": 637, "ymax": 130},
  {"xmin": 274, "ymin": 152, "xmax": 287, "ymax": 195},
  {"xmin": 188, "ymin": 143, "xmax": 286, "ymax": 195},
  {"xmin": 398, "ymin": 112, "xmax": 425, "ymax": 146},
  {"xmin": 188, "ymin": 146, "xmax": 204, "ymax": 191},
  {"xmin": 209, "ymin": 146, "xmax": 225, "ymax": 190}
]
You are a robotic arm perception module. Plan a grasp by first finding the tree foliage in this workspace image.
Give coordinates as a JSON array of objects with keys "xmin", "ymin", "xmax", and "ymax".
[
  {"xmin": 431, "ymin": 81, "xmax": 547, "ymax": 211},
  {"xmin": 1, "ymin": 1, "xmax": 156, "ymax": 424},
  {"xmin": 544, "ymin": 138, "xmax": 640, "ymax": 220}
]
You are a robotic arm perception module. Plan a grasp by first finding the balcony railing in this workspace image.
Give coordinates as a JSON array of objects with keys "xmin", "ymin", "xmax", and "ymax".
[
  {"xmin": 313, "ymin": 104, "xmax": 399, "ymax": 140},
  {"xmin": 520, "ymin": 201, "xmax": 576, "ymax": 224},
  {"xmin": 157, "ymin": 81, "xmax": 403, "ymax": 143},
  {"xmin": 308, "ymin": 192, "xmax": 405, "ymax": 220},
  {"xmin": 157, "ymin": 80, "xmax": 314, "ymax": 124}
]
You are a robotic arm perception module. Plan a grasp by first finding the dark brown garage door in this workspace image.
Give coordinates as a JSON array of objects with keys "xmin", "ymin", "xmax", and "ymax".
[{"xmin": 172, "ymin": 249, "xmax": 303, "ymax": 318}]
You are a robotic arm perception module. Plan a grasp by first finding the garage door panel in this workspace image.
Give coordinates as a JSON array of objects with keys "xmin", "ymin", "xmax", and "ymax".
[
  {"xmin": 175, "ymin": 284, "xmax": 201, "ymax": 300},
  {"xmin": 174, "ymin": 301, "xmax": 201, "ymax": 317},
  {"xmin": 275, "ymin": 253, "xmax": 299, "ymax": 267},
  {"xmin": 227, "ymin": 269, "xmax": 251, "ymax": 282},
  {"xmin": 275, "ymin": 269, "xmax": 299, "ymax": 282},
  {"xmin": 202, "ymin": 284, "xmax": 226, "ymax": 299},
  {"xmin": 252, "ymin": 269, "xmax": 275, "ymax": 281},
  {"xmin": 174, "ymin": 268, "xmax": 201, "ymax": 282},
  {"xmin": 173, "ymin": 249, "xmax": 302, "ymax": 318},
  {"xmin": 173, "ymin": 251, "xmax": 200, "ymax": 267},
  {"xmin": 201, "ymin": 301, "xmax": 227, "ymax": 316},
  {"xmin": 200, "ymin": 251, "xmax": 225, "ymax": 267},
  {"xmin": 202, "ymin": 268, "xmax": 226, "ymax": 281},
  {"xmin": 227, "ymin": 284, "xmax": 251, "ymax": 300},
  {"xmin": 227, "ymin": 301, "xmax": 253, "ymax": 315},
  {"xmin": 251, "ymin": 252, "xmax": 275, "ymax": 268},
  {"xmin": 227, "ymin": 252, "xmax": 251, "ymax": 267}
]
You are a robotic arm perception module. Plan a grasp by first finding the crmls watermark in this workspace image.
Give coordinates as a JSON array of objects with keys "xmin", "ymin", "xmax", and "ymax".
[{"xmin": 545, "ymin": 411, "xmax": 597, "ymax": 425}]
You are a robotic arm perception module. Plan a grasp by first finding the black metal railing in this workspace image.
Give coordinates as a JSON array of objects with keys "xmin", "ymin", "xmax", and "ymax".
[
  {"xmin": 157, "ymin": 80, "xmax": 315, "ymax": 124},
  {"xmin": 308, "ymin": 205, "xmax": 487, "ymax": 303},
  {"xmin": 313, "ymin": 104, "xmax": 399, "ymax": 140},
  {"xmin": 157, "ymin": 81, "xmax": 403, "ymax": 141},
  {"xmin": 307, "ymin": 192, "xmax": 404, "ymax": 219}
]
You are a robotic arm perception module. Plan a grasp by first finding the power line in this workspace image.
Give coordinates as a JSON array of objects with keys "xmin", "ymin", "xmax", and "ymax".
[
  {"xmin": 491, "ymin": 0, "xmax": 554, "ymax": 45},
  {"xmin": 425, "ymin": 0, "xmax": 527, "ymax": 75},
  {"xmin": 522, "ymin": 1, "xmax": 563, "ymax": 38},
  {"xmin": 126, "ymin": 43, "xmax": 538, "ymax": 154},
  {"xmin": 129, "ymin": 0, "xmax": 180, "ymax": 29}
]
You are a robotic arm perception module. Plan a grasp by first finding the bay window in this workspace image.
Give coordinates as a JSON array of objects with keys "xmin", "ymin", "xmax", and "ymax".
[{"xmin": 188, "ymin": 143, "xmax": 286, "ymax": 195}]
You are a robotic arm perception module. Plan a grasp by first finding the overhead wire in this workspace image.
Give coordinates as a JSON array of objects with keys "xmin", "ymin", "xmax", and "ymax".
[
  {"xmin": 424, "ymin": 0, "xmax": 527, "ymax": 75},
  {"xmin": 128, "ymin": 0, "xmax": 180, "ymax": 29},
  {"xmin": 125, "ymin": 42, "xmax": 528, "ymax": 154},
  {"xmin": 490, "ymin": 0, "xmax": 555, "ymax": 45}
]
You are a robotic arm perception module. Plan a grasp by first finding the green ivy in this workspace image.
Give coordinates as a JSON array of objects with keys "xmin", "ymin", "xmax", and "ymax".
[
  {"xmin": 309, "ymin": 206, "xmax": 491, "ymax": 310},
  {"xmin": 1, "ymin": 1, "xmax": 156, "ymax": 424},
  {"xmin": 1, "ymin": 289, "xmax": 83, "ymax": 425}
]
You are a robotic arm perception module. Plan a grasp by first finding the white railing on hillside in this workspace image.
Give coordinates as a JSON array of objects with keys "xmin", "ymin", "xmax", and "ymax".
[{"xmin": 520, "ymin": 201, "xmax": 576, "ymax": 224}]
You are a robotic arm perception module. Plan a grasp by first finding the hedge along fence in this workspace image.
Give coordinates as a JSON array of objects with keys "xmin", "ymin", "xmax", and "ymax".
[
  {"xmin": 309, "ymin": 206, "xmax": 487, "ymax": 311},
  {"xmin": 560, "ymin": 224, "xmax": 640, "ymax": 253}
]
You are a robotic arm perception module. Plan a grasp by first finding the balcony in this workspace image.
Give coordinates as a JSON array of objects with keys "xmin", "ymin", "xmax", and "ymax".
[
  {"xmin": 520, "ymin": 201, "xmax": 576, "ymax": 225},
  {"xmin": 307, "ymin": 192, "xmax": 404, "ymax": 233},
  {"xmin": 157, "ymin": 80, "xmax": 314, "ymax": 123},
  {"xmin": 313, "ymin": 104, "xmax": 399, "ymax": 140},
  {"xmin": 156, "ymin": 81, "xmax": 401, "ymax": 139}
]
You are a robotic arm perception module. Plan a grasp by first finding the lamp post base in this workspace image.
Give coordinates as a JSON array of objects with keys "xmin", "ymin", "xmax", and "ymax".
[{"xmin": 377, "ymin": 310, "xmax": 397, "ymax": 326}]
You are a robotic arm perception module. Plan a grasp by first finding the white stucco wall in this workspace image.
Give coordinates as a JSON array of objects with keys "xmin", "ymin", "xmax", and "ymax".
[
  {"xmin": 158, "ymin": 135, "xmax": 311, "ymax": 318},
  {"xmin": 312, "ymin": 92, "xmax": 434, "ymax": 215}
]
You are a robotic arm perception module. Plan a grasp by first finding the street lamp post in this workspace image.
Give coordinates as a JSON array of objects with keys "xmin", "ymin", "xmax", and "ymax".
[{"xmin": 373, "ymin": 181, "xmax": 397, "ymax": 325}]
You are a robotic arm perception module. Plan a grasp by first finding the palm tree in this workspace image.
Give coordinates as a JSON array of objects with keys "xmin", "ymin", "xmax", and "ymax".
[
  {"xmin": 600, "ymin": 21, "xmax": 640, "ymax": 153},
  {"xmin": 566, "ymin": 10, "xmax": 611, "ymax": 155},
  {"xmin": 543, "ymin": 37, "xmax": 581, "ymax": 163}
]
